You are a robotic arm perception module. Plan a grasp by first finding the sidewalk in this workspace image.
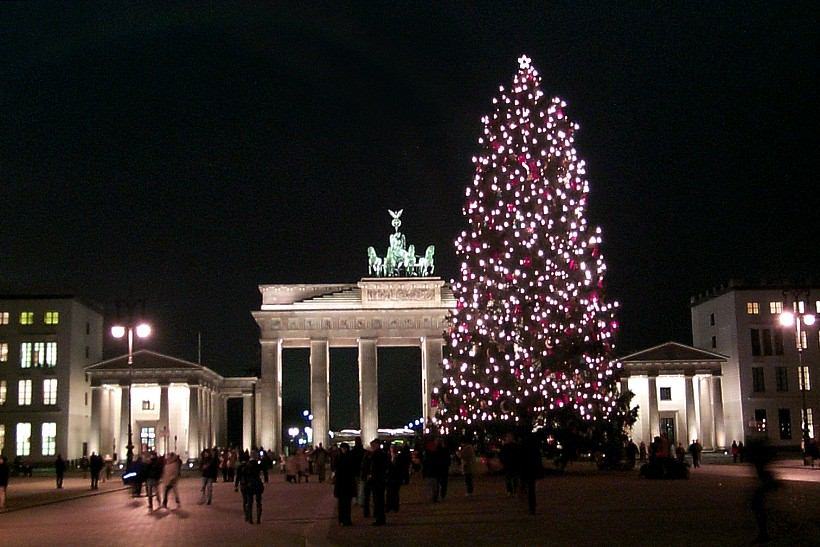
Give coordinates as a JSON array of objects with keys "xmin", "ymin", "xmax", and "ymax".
[{"xmin": 0, "ymin": 474, "xmax": 128, "ymax": 513}]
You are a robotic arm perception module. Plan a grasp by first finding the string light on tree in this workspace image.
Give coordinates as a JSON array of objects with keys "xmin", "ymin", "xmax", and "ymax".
[{"xmin": 434, "ymin": 55, "xmax": 626, "ymax": 436}]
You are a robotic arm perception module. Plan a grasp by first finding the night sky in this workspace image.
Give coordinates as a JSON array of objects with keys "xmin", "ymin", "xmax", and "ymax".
[{"xmin": 2, "ymin": 4, "xmax": 818, "ymax": 429}]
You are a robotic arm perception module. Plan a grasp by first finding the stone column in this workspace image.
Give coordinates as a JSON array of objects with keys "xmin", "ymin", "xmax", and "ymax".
[
  {"xmin": 188, "ymin": 385, "xmax": 200, "ymax": 460},
  {"xmin": 101, "ymin": 388, "xmax": 114, "ymax": 458},
  {"xmin": 358, "ymin": 338, "xmax": 379, "ymax": 445},
  {"xmin": 260, "ymin": 339, "xmax": 282, "ymax": 452},
  {"xmin": 119, "ymin": 385, "xmax": 130, "ymax": 462},
  {"xmin": 243, "ymin": 396, "xmax": 253, "ymax": 450},
  {"xmin": 685, "ymin": 374, "xmax": 698, "ymax": 445},
  {"xmin": 699, "ymin": 376, "xmax": 715, "ymax": 450},
  {"xmin": 158, "ymin": 384, "xmax": 169, "ymax": 454},
  {"xmin": 711, "ymin": 376, "xmax": 726, "ymax": 449},
  {"xmin": 647, "ymin": 375, "xmax": 659, "ymax": 439},
  {"xmin": 220, "ymin": 396, "xmax": 228, "ymax": 448},
  {"xmin": 90, "ymin": 386, "xmax": 102, "ymax": 455},
  {"xmin": 421, "ymin": 336, "xmax": 444, "ymax": 423},
  {"xmin": 310, "ymin": 339, "xmax": 330, "ymax": 449}
]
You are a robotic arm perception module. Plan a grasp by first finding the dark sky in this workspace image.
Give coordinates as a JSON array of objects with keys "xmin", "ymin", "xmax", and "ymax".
[{"xmin": 2, "ymin": 4, "xmax": 818, "ymax": 428}]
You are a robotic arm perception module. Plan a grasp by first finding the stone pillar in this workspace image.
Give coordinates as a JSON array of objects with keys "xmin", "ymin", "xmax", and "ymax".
[
  {"xmin": 647, "ymin": 375, "xmax": 659, "ymax": 438},
  {"xmin": 699, "ymin": 376, "xmax": 715, "ymax": 450},
  {"xmin": 220, "ymin": 396, "xmax": 228, "ymax": 447},
  {"xmin": 119, "ymin": 385, "xmax": 130, "ymax": 462},
  {"xmin": 421, "ymin": 336, "xmax": 444, "ymax": 423},
  {"xmin": 712, "ymin": 376, "xmax": 726, "ymax": 449},
  {"xmin": 243, "ymin": 396, "xmax": 253, "ymax": 450},
  {"xmin": 158, "ymin": 384, "xmax": 169, "ymax": 454},
  {"xmin": 260, "ymin": 339, "xmax": 282, "ymax": 452},
  {"xmin": 188, "ymin": 385, "xmax": 200, "ymax": 460},
  {"xmin": 310, "ymin": 339, "xmax": 330, "ymax": 449},
  {"xmin": 685, "ymin": 374, "xmax": 698, "ymax": 445},
  {"xmin": 358, "ymin": 338, "xmax": 379, "ymax": 445},
  {"xmin": 90, "ymin": 387, "xmax": 102, "ymax": 455}
]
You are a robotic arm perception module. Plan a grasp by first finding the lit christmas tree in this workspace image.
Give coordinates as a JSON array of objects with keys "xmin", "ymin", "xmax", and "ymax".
[{"xmin": 435, "ymin": 55, "xmax": 631, "ymax": 442}]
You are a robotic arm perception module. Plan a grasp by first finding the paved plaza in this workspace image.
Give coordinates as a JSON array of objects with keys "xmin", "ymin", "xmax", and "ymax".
[{"xmin": 1, "ymin": 459, "xmax": 819, "ymax": 546}]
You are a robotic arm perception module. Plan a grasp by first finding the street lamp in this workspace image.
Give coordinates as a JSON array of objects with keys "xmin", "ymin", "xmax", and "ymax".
[
  {"xmin": 779, "ymin": 294, "xmax": 815, "ymax": 463},
  {"xmin": 111, "ymin": 316, "xmax": 152, "ymax": 467}
]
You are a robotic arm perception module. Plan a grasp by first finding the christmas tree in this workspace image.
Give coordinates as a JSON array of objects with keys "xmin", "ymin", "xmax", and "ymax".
[{"xmin": 434, "ymin": 55, "xmax": 628, "ymax": 441}]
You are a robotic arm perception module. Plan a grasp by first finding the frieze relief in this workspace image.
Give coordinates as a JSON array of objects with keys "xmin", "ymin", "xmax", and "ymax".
[
  {"xmin": 364, "ymin": 286, "xmax": 437, "ymax": 302},
  {"xmin": 264, "ymin": 314, "xmax": 444, "ymax": 332}
]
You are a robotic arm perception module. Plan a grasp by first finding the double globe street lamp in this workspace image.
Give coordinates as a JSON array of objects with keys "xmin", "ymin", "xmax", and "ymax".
[
  {"xmin": 111, "ymin": 320, "xmax": 152, "ymax": 467},
  {"xmin": 778, "ymin": 297, "xmax": 815, "ymax": 462}
]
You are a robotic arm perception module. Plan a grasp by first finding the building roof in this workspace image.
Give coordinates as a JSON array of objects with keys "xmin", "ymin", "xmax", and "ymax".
[
  {"xmin": 621, "ymin": 342, "xmax": 727, "ymax": 364},
  {"xmin": 690, "ymin": 279, "xmax": 819, "ymax": 306},
  {"xmin": 86, "ymin": 349, "xmax": 214, "ymax": 374}
]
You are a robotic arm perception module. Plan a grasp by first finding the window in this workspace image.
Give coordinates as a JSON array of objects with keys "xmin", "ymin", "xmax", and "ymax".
[
  {"xmin": 85, "ymin": 346, "xmax": 89, "ymax": 359},
  {"xmin": 799, "ymin": 366, "xmax": 811, "ymax": 391},
  {"xmin": 778, "ymin": 409, "xmax": 792, "ymax": 440},
  {"xmin": 0, "ymin": 311, "xmax": 9, "ymax": 325},
  {"xmin": 776, "ymin": 367, "xmax": 788, "ymax": 392},
  {"xmin": 754, "ymin": 409, "xmax": 768, "ymax": 431},
  {"xmin": 762, "ymin": 329, "xmax": 773, "ymax": 356},
  {"xmin": 20, "ymin": 341, "xmax": 57, "ymax": 368},
  {"xmin": 140, "ymin": 427, "xmax": 156, "ymax": 450},
  {"xmin": 805, "ymin": 409, "xmax": 815, "ymax": 439},
  {"xmin": 84, "ymin": 392, "xmax": 88, "ymax": 406},
  {"xmin": 709, "ymin": 313, "xmax": 715, "ymax": 326},
  {"xmin": 774, "ymin": 331, "xmax": 784, "ymax": 355},
  {"xmin": 44, "ymin": 311, "xmax": 59, "ymax": 325},
  {"xmin": 18, "ymin": 379, "xmax": 32, "ymax": 405},
  {"xmin": 141, "ymin": 400, "xmax": 155, "ymax": 411},
  {"xmin": 770, "ymin": 301, "xmax": 783, "ymax": 315},
  {"xmin": 747, "ymin": 302, "xmax": 760, "ymax": 315},
  {"xmin": 800, "ymin": 331, "xmax": 808, "ymax": 350},
  {"xmin": 659, "ymin": 387, "xmax": 672, "ymax": 401},
  {"xmin": 816, "ymin": 301, "xmax": 820, "ymax": 314},
  {"xmin": 0, "ymin": 424, "xmax": 4, "ymax": 454},
  {"xmin": 752, "ymin": 367, "xmax": 765, "ymax": 392},
  {"xmin": 751, "ymin": 329, "xmax": 761, "ymax": 356},
  {"xmin": 0, "ymin": 380, "xmax": 6, "ymax": 405},
  {"xmin": 0, "ymin": 342, "xmax": 7, "ymax": 362},
  {"xmin": 19, "ymin": 312, "xmax": 34, "ymax": 325},
  {"xmin": 16, "ymin": 422, "xmax": 31, "ymax": 456},
  {"xmin": 798, "ymin": 301, "xmax": 806, "ymax": 314},
  {"xmin": 43, "ymin": 379, "xmax": 57, "ymax": 405},
  {"xmin": 711, "ymin": 336, "xmax": 717, "ymax": 349},
  {"xmin": 41, "ymin": 422, "xmax": 57, "ymax": 456}
]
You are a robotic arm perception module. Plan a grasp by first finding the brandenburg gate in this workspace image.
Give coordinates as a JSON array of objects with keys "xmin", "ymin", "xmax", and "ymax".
[{"xmin": 253, "ymin": 211, "xmax": 455, "ymax": 451}]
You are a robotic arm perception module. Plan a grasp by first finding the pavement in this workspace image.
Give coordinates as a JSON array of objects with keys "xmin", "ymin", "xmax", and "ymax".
[{"xmin": 1, "ymin": 459, "xmax": 819, "ymax": 546}]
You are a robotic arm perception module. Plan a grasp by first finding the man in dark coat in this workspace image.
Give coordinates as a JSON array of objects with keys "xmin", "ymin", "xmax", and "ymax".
[
  {"xmin": 368, "ymin": 439, "xmax": 388, "ymax": 525},
  {"xmin": 240, "ymin": 455, "xmax": 264, "ymax": 524},
  {"xmin": 333, "ymin": 443, "xmax": 355, "ymax": 526},
  {"xmin": 55, "ymin": 454, "xmax": 67, "ymax": 489},
  {"xmin": 89, "ymin": 452, "xmax": 103, "ymax": 489},
  {"xmin": 520, "ymin": 433, "xmax": 543, "ymax": 515}
]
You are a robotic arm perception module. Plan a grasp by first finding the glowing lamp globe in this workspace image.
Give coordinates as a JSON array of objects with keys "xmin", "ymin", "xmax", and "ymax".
[
  {"xmin": 779, "ymin": 312, "xmax": 795, "ymax": 327},
  {"xmin": 804, "ymin": 314, "xmax": 816, "ymax": 326},
  {"xmin": 135, "ymin": 323, "xmax": 152, "ymax": 338},
  {"xmin": 110, "ymin": 325, "xmax": 126, "ymax": 339}
]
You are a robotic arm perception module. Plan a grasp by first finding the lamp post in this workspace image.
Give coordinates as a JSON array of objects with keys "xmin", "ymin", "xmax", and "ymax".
[
  {"xmin": 779, "ymin": 293, "xmax": 815, "ymax": 463},
  {"xmin": 111, "ymin": 317, "xmax": 152, "ymax": 467}
]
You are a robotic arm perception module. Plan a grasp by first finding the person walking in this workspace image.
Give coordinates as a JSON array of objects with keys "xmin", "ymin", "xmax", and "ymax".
[
  {"xmin": 55, "ymin": 454, "xmax": 66, "ymax": 489},
  {"xmin": 199, "ymin": 448, "xmax": 217, "ymax": 504},
  {"xmin": 0, "ymin": 455, "xmax": 9, "ymax": 509},
  {"xmin": 333, "ymin": 442, "xmax": 355, "ymax": 526},
  {"xmin": 459, "ymin": 441, "xmax": 476, "ymax": 496},
  {"xmin": 146, "ymin": 452, "xmax": 162, "ymax": 511},
  {"xmin": 520, "ymin": 433, "xmax": 543, "ymax": 515},
  {"xmin": 162, "ymin": 452, "xmax": 182, "ymax": 508},
  {"xmin": 89, "ymin": 452, "xmax": 103, "ymax": 490},
  {"xmin": 689, "ymin": 440, "xmax": 702, "ymax": 468},
  {"xmin": 314, "ymin": 443, "xmax": 328, "ymax": 483},
  {"xmin": 386, "ymin": 445, "xmax": 403, "ymax": 512},
  {"xmin": 350, "ymin": 437, "xmax": 365, "ymax": 505},
  {"xmin": 240, "ymin": 454, "xmax": 264, "ymax": 524},
  {"xmin": 434, "ymin": 438, "xmax": 451, "ymax": 501},
  {"xmin": 500, "ymin": 434, "xmax": 521, "ymax": 496}
]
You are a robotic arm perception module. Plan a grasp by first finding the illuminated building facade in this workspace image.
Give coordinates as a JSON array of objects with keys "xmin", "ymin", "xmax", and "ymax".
[{"xmin": 0, "ymin": 295, "xmax": 103, "ymax": 462}]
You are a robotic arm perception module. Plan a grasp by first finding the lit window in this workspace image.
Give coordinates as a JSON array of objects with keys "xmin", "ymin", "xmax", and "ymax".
[
  {"xmin": 41, "ymin": 422, "xmax": 56, "ymax": 456},
  {"xmin": 43, "ymin": 379, "xmax": 57, "ymax": 405},
  {"xmin": 805, "ymin": 409, "xmax": 815, "ymax": 439},
  {"xmin": 0, "ymin": 425, "xmax": 4, "ymax": 454},
  {"xmin": 140, "ymin": 426, "xmax": 156, "ymax": 450},
  {"xmin": 0, "ymin": 380, "xmax": 6, "ymax": 405},
  {"xmin": 20, "ymin": 341, "xmax": 56, "ymax": 368},
  {"xmin": 44, "ymin": 311, "xmax": 59, "ymax": 325},
  {"xmin": 45, "ymin": 342, "xmax": 57, "ymax": 367},
  {"xmin": 0, "ymin": 342, "xmax": 7, "ymax": 362},
  {"xmin": 659, "ymin": 387, "xmax": 672, "ymax": 400},
  {"xmin": 800, "ymin": 331, "xmax": 808, "ymax": 350},
  {"xmin": 19, "ymin": 312, "xmax": 34, "ymax": 325},
  {"xmin": 778, "ymin": 408, "xmax": 792, "ymax": 440},
  {"xmin": 0, "ymin": 311, "xmax": 8, "ymax": 325},
  {"xmin": 747, "ymin": 302, "xmax": 759, "ymax": 315},
  {"xmin": 754, "ymin": 409, "xmax": 767, "ymax": 431},
  {"xmin": 20, "ymin": 342, "xmax": 31, "ymax": 368},
  {"xmin": 798, "ymin": 301, "xmax": 806, "ymax": 314},
  {"xmin": 799, "ymin": 366, "xmax": 811, "ymax": 391},
  {"xmin": 816, "ymin": 301, "xmax": 820, "ymax": 314},
  {"xmin": 18, "ymin": 379, "xmax": 32, "ymax": 405},
  {"xmin": 770, "ymin": 301, "xmax": 783, "ymax": 315},
  {"xmin": 16, "ymin": 422, "xmax": 31, "ymax": 456}
]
